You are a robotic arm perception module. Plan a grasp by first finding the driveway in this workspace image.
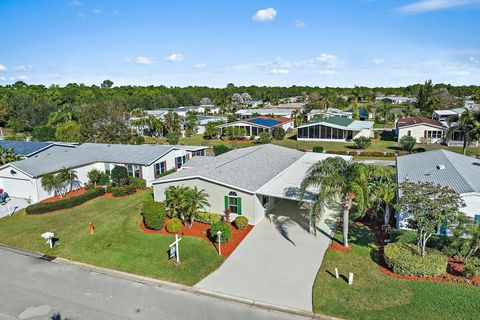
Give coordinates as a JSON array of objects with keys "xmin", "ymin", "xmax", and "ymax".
[
  {"xmin": 0, "ymin": 197, "xmax": 28, "ymax": 219},
  {"xmin": 196, "ymin": 199, "xmax": 339, "ymax": 311}
]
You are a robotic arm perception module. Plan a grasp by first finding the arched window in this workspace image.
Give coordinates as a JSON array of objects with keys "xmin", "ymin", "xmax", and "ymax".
[{"xmin": 229, "ymin": 191, "xmax": 237, "ymax": 197}]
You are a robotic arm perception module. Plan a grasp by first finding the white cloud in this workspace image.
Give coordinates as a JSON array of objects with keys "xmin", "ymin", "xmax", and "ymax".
[
  {"xmin": 166, "ymin": 54, "xmax": 185, "ymax": 62},
  {"xmin": 0, "ymin": 77, "xmax": 5, "ymax": 81},
  {"xmin": 9, "ymin": 75, "xmax": 30, "ymax": 81},
  {"xmin": 372, "ymin": 58, "xmax": 385, "ymax": 65},
  {"xmin": 270, "ymin": 69, "xmax": 289, "ymax": 75},
  {"xmin": 13, "ymin": 64, "xmax": 32, "ymax": 72},
  {"xmin": 295, "ymin": 20, "xmax": 305, "ymax": 28},
  {"xmin": 135, "ymin": 56, "xmax": 156, "ymax": 65},
  {"xmin": 470, "ymin": 56, "xmax": 479, "ymax": 63},
  {"xmin": 0, "ymin": 64, "xmax": 6, "ymax": 72},
  {"xmin": 194, "ymin": 63, "xmax": 206, "ymax": 69},
  {"xmin": 93, "ymin": 9, "xmax": 102, "ymax": 14},
  {"xmin": 397, "ymin": 0, "xmax": 478, "ymax": 13},
  {"xmin": 252, "ymin": 8, "xmax": 277, "ymax": 22},
  {"xmin": 318, "ymin": 70, "xmax": 336, "ymax": 75}
]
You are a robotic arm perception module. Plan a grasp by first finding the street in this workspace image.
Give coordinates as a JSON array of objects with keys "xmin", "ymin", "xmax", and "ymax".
[{"xmin": 0, "ymin": 247, "xmax": 314, "ymax": 320}]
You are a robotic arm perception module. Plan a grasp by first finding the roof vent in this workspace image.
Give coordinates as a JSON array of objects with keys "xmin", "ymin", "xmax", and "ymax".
[{"xmin": 437, "ymin": 165, "xmax": 446, "ymax": 170}]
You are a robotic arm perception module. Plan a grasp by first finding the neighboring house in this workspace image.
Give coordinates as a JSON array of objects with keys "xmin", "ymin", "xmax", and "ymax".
[
  {"xmin": 196, "ymin": 116, "xmax": 227, "ymax": 135},
  {"xmin": 306, "ymin": 108, "xmax": 352, "ymax": 121},
  {"xmin": 297, "ymin": 116, "xmax": 374, "ymax": 142},
  {"xmin": 0, "ymin": 143, "xmax": 207, "ymax": 203},
  {"xmin": 396, "ymin": 150, "xmax": 480, "ymax": 233},
  {"xmin": 431, "ymin": 105, "xmax": 480, "ymax": 146},
  {"xmin": 375, "ymin": 96, "xmax": 417, "ymax": 104},
  {"xmin": 153, "ymin": 144, "xmax": 351, "ymax": 224},
  {"xmin": 0, "ymin": 140, "xmax": 77, "ymax": 158},
  {"xmin": 271, "ymin": 103, "xmax": 305, "ymax": 110},
  {"xmin": 235, "ymin": 108, "xmax": 295, "ymax": 120},
  {"xmin": 344, "ymin": 107, "xmax": 372, "ymax": 120},
  {"xmin": 216, "ymin": 116, "xmax": 294, "ymax": 138},
  {"xmin": 396, "ymin": 116, "xmax": 446, "ymax": 143}
]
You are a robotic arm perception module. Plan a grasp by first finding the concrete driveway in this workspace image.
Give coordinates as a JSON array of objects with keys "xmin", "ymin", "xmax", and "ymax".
[
  {"xmin": 196, "ymin": 200, "xmax": 339, "ymax": 312},
  {"xmin": 0, "ymin": 197, "xmax": 29, "ymax": 219}
]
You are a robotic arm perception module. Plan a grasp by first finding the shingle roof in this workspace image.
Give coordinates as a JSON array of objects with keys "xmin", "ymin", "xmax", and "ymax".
[
  {"xmin": 0, "ymin": 141, "xmax": 55, "ymax": 157},
  {"xmin": 154, "ymin": 144, "xmax": 305, "ymax": 192},
  {"xmin": 396, "ymin": 149, "xmax": 480, "ymax": 194},
  {"xmin": 396, "ymin": 116, "xmax": 444, "ymax": 129}
]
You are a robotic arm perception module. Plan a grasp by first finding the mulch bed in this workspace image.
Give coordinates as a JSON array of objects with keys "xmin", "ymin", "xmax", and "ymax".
[
  {"xmin": 329, "ymin": 243, "xmax": 352, "ymax": 251},
  {"xmin": 41, "ymin": 188, "xmax": 88, "ymax": 203},
  {"xmin": 140, "ymin": 217, "xmax": 253, "ymax": 256},
  {"xmin": 360, "ymin": 220, "xmax": 480, "ymax": 286}
]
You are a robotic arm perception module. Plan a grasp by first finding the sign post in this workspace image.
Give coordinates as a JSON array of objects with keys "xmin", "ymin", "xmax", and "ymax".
[
  {"xmin": 216, "ymin": 231, "xmax": 222, "ymax": 256},
  {"xmin": 335, "ymin": 267, "xmax": 339, "ymax": 279},
  {"xmin": 169, "ymin": 234, "xmax": 182, "ymax": 263},
  {"xmin": 348, "ymin": 272, "xmax": 354, "ymax": 286}
]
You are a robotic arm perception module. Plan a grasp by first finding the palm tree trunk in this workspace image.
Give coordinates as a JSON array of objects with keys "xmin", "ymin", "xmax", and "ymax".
[
  {"xmin": 343, "ymin": 208, "xmax": 349, "ymax": 247},
  {"xmin": 384, "ymin": 204, "xmax": 390, "ymax": 226}
]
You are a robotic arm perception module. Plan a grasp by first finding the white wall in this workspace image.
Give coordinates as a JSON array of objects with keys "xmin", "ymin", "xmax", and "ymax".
[{"xmin": 397, "ymin": 125, "xmax": 445, "ymax": 143}]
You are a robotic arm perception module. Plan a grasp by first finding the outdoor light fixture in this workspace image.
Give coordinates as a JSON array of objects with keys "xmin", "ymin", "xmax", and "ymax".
[{"xmin": 10, "ymin": 170, "xmax": 16, "ymax": 175}]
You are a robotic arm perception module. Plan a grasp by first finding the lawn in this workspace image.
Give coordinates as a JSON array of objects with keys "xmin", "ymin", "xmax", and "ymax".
[
  {"xmin": 312, "ymin": 224, "xmax": 480, "ymax": 320},
  {"xmin": 0, "ymin": 190, "xmax": 224, "ymax": 286}
]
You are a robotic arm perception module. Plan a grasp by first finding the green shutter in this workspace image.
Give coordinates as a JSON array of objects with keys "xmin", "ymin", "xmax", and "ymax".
[
  {"xmin": 224, "ymin": 196, "xmax": 229, "ymax": 211},
  {"xmin": 237, "ymin": 197, "xmax": 242, "ymax": 215}
]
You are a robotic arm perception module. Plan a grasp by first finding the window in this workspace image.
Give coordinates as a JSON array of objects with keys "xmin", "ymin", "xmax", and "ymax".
[
  {"xmin": 154, "ymin": 161, "xmax": 166, "ymax": 176},
  {"xmin": 127, "ymin": 164, "xmax": 141, "ymax": 178},
  {"xmin": 427, "ymin": 130, "xmax": 443, "ymax": 139},
  {"xmin": 225, "ymin": 191, "xmax": 242, "ymax": 215},
  {"xmin": 407, "ymin": 130, "xmax": 411, "ymax": 136},
  {"xmin": 192, "ymin": 150, "xmax": 205, "ymax": 157},
  {"xmin": 175, "ymin": 156, "xmax": 183, "ymax": 169},
  {"xmin": 229, "ymin": 196, "xmax": 238, "ymax": 214}
]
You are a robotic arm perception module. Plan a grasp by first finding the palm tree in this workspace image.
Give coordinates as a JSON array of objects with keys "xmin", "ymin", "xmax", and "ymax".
[
  {"xmin": 0, "ymin": 147, "xmax": 20, "ymax": 165},
  {"xmin": 446, "ymin": 108, "xmax": 478, "ymax": 155},
  {"xmin": 292, "ymin": 109, "xmax": 304, "ymax": 127},
  {"xmin": 57, "ymin": 167, "xmax": 78, "ymax": 194},
  {"xmin": 41, "ymin": 173, "xmax": 58, "ymax": 195},
  {"xmin": 300, "ymin": 157, "xmax": 368, "ymax": 247},
  {"xmin": 185, "ymin": 187, "xmax": 210, "ymax": 228},
  {"xmin": 402, "ymin": 104, "xmax": 417, "ymax": 118},
  {"xmin": 371, "ymin": 180, "xmax": 397, "ymax": 225},
  {"xmin": 165, "ymin": 186, "xmax": 188, "ymax": 220}
]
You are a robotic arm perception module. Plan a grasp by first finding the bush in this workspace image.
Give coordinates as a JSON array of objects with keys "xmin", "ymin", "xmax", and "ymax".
[
  {"xmin": 464, "ymin": 257, "xmax": 480, "ymax": 279},
  {"xmin": 374, "ymin": 131, "xmax": 381, "ymax": 139},
  {"xmin": 209, "ymin": 221, "xmax": 232, "ymax": 243},
  {"xmin": 353, "ymin": 136, "xmax": 372, "ymax": 149},
  {"xmin": 84, "ymin": 183, "xmax": 94, "ymax": 190},
  {"xmin": 26, "ymin": 188, "xmax": 105, "ymax": 214},
  {"xmin": 106, "ymin": 183, "xmax": 113, "ymax": 193},
  {"xmin": 142, "ymin": 198, "xmax": 166, "ymax": 230},
  {"xmin": 111, "ymin": 166, "xmax": 128, "ymax": 186},
  {"xmin": 213, "ymin": 144, "xmax": 229, "ymax": 156},
  {"xmin": 87, "ymin": 169, "xmax": 102, "ymax": 185},
  {"xmin": 111, "ymin": 187, "xmax": 127, "ymax": 197},
  {"xmin": 166, "ymin": 218, "xmax": 182, "ymax": 233},
  {"xmin": 384, "ymin": 243, "xmax": 447, "ymax": 277},
  {"xmin": 415, "ymin": 147, "xmax": 426, "ymax": 153},
  {"xmin": 98, "ymin": 173, "xmax": 110, "ymax": 186},
  {"xmin": 134, "ymin": 135, "xmax": 145, "ymax": 145},
  {"xmin": 128, "ymin": 176, "xmax": 146, "ymax": 189},
  {"xmin": 399, "ymin": 135, "xmax": 416, "ymax": 152},
  {"xmin": 258, "ymin": 131, "xmax": 272, "ymax": 144},
  {"xmin": 166, "ymin": 132, "xmax": 180, "ymax": 145},
  {"xmin": 271, "ymin": 127, "xmax": 286, "ymax": 140},
  {"xmin": 195, "ymin": 211, "xmax": 222, "ymax": 224},
  {"xmin": 233, "ymin": 216, "xmax": 249, "ymax": 230},
  {"xmin": 326, "ymin": 150, "xmax": 350, "ymax": 155},
  {"xmin": 155, "ymin": 168, "xmax": 176, "ymax": 179},
  {"xmin": 312, "ymin": 146, "xmax": 324, "ymax": 153},
  {"xmin": 357, "ymin": 151, "xmax": 386, "ymax": 157}
]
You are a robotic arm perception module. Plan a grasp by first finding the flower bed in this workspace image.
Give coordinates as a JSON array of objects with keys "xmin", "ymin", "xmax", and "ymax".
[
  {"xmin": 41, "ymin": 188, "xmax": 88, "ymax": 203},
  {"xmin": 140, "ymin": 217, "xmax": 253, "ymax": 256}
]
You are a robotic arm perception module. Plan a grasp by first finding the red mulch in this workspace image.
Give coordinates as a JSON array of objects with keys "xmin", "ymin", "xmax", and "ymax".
[
  {"xmin": 329, "ymin": 243, "xmax": 352, "ymax": 251},
  {"xmin": 41, "ymin": 188, "xmax": 88, "ymax": 203},
  {"xmin": 359, "ymin": 220, "xmax": 480, "ymax": 286},
  {"xmin": 140, "ymin": 217, "xmax": 253, "ymax": 256}
]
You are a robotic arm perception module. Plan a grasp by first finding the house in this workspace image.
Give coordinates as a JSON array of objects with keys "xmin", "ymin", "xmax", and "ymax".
[
  {"xmin": 396, "ymin": 116, "xmax": 446, "ymax": 144},
  {"xmin": 396, "ymin": 150, "xmax": 480, "ymax": 233},
  {"xmin": 0, "ymin": 143, "xmax": 208, "ymax": 203},
  {"xmin": 306, "ymin": 108, "xmax": 352, "ymax": 121},
  {"xmin": 344, "ymin": 107, "xmax": 372, "ymax": 120},
  {"xmin": 235, "ymin": 108, "xmax": 295, "ymax": 120},
  {"xmin": 153, "ymin": 144, "xmax": 351, "ymax": 224},
  {"xmin": 0, "ymin": 140, "xmax": 77, "ymax": 158},
  {"xmin": 216, "ymin": 116, "xmax": 294, "ymax": 138},
  {"xmin": 296, "ymin": 116, "xmax": 374, "ymax": 142},
  {"xmin": 375, "ymin": 96, "xmax": 417, "ymax": 104},
  {"xmin": 271, "ymin": 103, "xmax": 305, "ymax": 110},
  {"xmin": 432, "ymin": 105, "xmax": 480, "ymax": 146},
  {"xmin": 196, "ymin": 116, "xmax": 227, "ymax": 135}
]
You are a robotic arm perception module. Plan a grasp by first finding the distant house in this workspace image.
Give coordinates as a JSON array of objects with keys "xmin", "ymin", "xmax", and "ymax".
[
  {"xmin": 344, "ymin": 107, "xmax": 372, "ymax": 120},
  {"xmin": 306, "ymin": 108, "xmax": 352, "ymax": 121},
  {"xmin": 235, "ymin": 108, "xmax": 295, "ymax": 120},
  {"xmin": 375, "ymin": 96, "xmax": 417, "ymax": 104},
  {"xmin": 270, "ymin": 103, "xmax": 305, "ymax": 110},
  {"xmin": 216, "ymin": 116, "xmax": 294, "ymax": 138},
  {"xmin": 432, "ymin": 104, "xmax": 480, "ymax": 146},
  {"xmin": 297, "ymin": 116, "xmax": 374, "ymax": 142},
  {"xmin": 396, "ymin": 150, "xmax": 480, "ymax": 233},
  {"xmin": 396, "ymin": 116, "xmax": 446, "ymax": 144},
  {"xmin": 196, "ymin": 116, "xmax": 227, "ymax": 135},
  {"xmin": 0, "ymin": 140, "xmax": 77, "ymax": 158}
]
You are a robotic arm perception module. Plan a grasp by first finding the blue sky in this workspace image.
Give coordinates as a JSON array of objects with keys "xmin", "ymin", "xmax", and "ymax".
[{"xmin": 1, "ymin": 0, "xmax": 479, "ymax": 87}]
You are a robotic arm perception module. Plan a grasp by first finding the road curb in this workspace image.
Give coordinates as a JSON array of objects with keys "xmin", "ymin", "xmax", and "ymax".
[{"xmin": 0, "ymin": 244, "xmax": 339, "ymax": 320}]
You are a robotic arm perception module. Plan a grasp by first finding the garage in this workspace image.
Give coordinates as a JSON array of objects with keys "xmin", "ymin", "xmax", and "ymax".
[{"xmin": 0, "ymin": 177, "xmax": 36, "ymax": 200}]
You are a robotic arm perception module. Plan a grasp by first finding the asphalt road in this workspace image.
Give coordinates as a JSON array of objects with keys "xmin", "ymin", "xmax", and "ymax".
[{"xmin": 0, "ymin": 247, "xmax": 313, "ymax": 320}]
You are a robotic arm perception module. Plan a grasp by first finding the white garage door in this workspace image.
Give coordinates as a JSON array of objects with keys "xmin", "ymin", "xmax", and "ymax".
[{"xmin": 0, "ymin": 178, "xmax": 35, "ymax": 200}]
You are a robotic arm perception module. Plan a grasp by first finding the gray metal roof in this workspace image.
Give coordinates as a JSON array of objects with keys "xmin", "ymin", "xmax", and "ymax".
[
  {"xmin": 7, "ymin": 143, "xmax": 207, "ymax": 177},
  {"xmin": 154, "ymin": 144, "xmax": 305, "ymax": 192},
  {"xmin": 396, "ymin": 149, "xmax": 480, "ymax": 194}
]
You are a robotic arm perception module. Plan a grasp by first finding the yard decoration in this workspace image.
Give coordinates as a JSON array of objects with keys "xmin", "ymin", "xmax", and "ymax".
[
  {"xmin": 89, "ymin": 223, "xmax": 94, "ymax": 234},
  {"xmin": 41, "ymin": 232, "xmax": 55, "ymax": 248}
]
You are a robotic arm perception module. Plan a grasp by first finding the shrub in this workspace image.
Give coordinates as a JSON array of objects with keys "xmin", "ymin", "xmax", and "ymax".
[
  {"xmin": 464, "ymin": 257, "xmax": 480, "ymax": 279},
  {"xmin": 399, "ymin": 135, "xmax": 416, "ymax": 152},
  {"xmin": 258, "ymin": 131, "xmax": 272, "ymax": 144},
  {"xmin": 26, "ymin": 188, "xmax": 105, "ymax": 214},
  {"xmin": 415, "ymin": 147, "xmax": 426, "ymax": 153},
  {"xmin": 125, "ymin": 185, "xmax": 136, "ymax": 194},
  {"xmin": 84, "ymin": 183, "xmax": 94, "ymax": 190},
  {"xmin": 134, "ymin": 135, "xmax": 145, "ymax": 145},
  {"xmin": 128, "ymin": 176, "xmax": 146, "ymax": 189},
  {"xmin": 209, "ymin": 221, "xmax": 232, "ymax": 243},
  {"xmin": 98, "ymin": 173, "xmax": 110, "ymax": 186},
  {"xmin": 353, "ymin": 136, "xmax": 372, "ymax": 149},
  {"xmin": 271, "ymin": 127, "xmax": 286, "ymax": 140},
  {"xmin": 142, "ymin": 199, "xmax": 166, "ymax": 230},
  {"xmin": 87, "ymin": 169, "xmax": 102, "ymax": 185},
  {"xmin": 166, "ymin": 218, "xmax": 182, "ymax": 233},
  {"xmin": 384, "ymin": 243, "xmax": 447, "ymax": 277},
  {"xmin": 195, "ymin": 211, "xmax": 222, "ymax": 224},
  {"xmin": 111, "ymin": 187, "xmax": 127, "ymax": 197},
  {"xmin": 105, "ymin": 183, "xmax": 113, "ymax": 193},
  {"xmin": 213, "ymin": 144, "xmax": 229, "ymax": 156},
  {"xmin": 374, "ymin": 131, "xmax": 381, "ymax": 139},
  {"xmin": 312, "ymin": 146, "xmax": 324, "ymax": 153},
  {"xmin": 357, "ymin": 151, "xmax": 386, "ymax": 157},
  {"xmin": 166, "ymin": 132, "xmax": 180, "ymax": 145},
  {"xmin": 233, "ymin": 216, "xmax": 249, "ymax": 230},
  {"xmin": 326, "ymin": 150, "xmax": 350, "ymax": 155},
  {"xmin": 111, "ymin": 166, "xmax": 128, "ymax": 186}
]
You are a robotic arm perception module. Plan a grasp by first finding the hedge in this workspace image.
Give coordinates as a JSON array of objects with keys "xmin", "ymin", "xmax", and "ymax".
[
  {"xmin": 464, "ymin": 257, "xmax": 480, "ymax": 279},
  {"xmin": 111, "ymin": 185, "xmax": 136, "ymax": 197},
  {"xmin": 166, "ymin": 218, "xmax": 182, "ymax": 233},
  {"xmin": 233, "ymin": 216, "xmax": 249, "ymax": 230},
  {"xmin": 195, "ymin": 212, "xmax": 222, "ymax": 225},
  {"xmin": 312, "ymin": 146, "xmax": 324, "ymax": 153},
  {"xmin": 26, "ymin": 188, "xmax": 105, "ymax": 215},
  {"xmin": 142, "ymin": 198, "xmax": 166, "ymax": 230},
  {"xmin": 384, "ymin": 243, "xmax": 448, "ymax": 277},
  {"xmin": 209, "ymin": 221, "xmax": 232, "ymax": 243},
  {"xmin": 128, "ymin": 176, "xmax": 146, "ymax": 189}
]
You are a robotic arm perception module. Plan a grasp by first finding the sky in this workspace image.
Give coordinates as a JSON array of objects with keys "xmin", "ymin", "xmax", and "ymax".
[{"xmin": 1, "ymin": 0, "xmax": 480, "ymax": 88}]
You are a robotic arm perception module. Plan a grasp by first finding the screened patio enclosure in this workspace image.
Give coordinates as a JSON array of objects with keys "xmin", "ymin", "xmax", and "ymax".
[{"xmin": 297, "ymin": 124, "xmax": 354, "ymax": 140}]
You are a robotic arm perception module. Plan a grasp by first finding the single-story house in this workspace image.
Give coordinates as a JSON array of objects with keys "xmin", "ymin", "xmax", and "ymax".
[
  {"xmin": 396, "ymin": 116, "xmax": 446, "ymax": 144},
  {"xmin": 0, "ymin": 140, "xmax": 77, "ymax": 158},
  {"xmin": 216, "ymin": 116, "xmax": 294, "ymax": 138},
  {"xmin": 196, "ymin": 116, "xmax": 227, "ymax": 134},
  {"xmin": 296, "ymin": 116, "xmax": 374, "ymax": 142},
  {"xmin": 375, "ymin": 96, "xmax": 417, "ymax": 104},
  {"xmin": 344, "ymin": 107, "xmax": 372, "ymax": 120},
  {"xmin": 0, "ymin": 143, "xmax": 208, "ymax": 203},
  {"xmin": 235, "ymin": 108, "xmax": 295, "ymax": 120},
  {"xmin": 306, "ymin": 108, "xmax": 352, "ymax": 121},
  {"xmin": 396, "ymin": 150, "xmax": 480, "ymax": 234},
  {"xmin": 153, "ymin": 144, "xmax": 351, "ymax": 224}
]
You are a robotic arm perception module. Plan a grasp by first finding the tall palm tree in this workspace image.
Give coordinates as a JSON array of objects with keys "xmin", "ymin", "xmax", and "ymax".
[
  {"xmin": 371, "ymin": 180, "xmax": 397, "ymax": 225},
  {"xmin": 41, "ymin": 173, "xmax": 57, "ymax": 195},
  {"xmin": 185, "ymin": 187, "xmax": 210, "ymax": 228},
  {"xmin": 300, "ymin": 157, "xmax": 368, "ymax": 247},
  {"xmin": 292, "ymin": 109, "xmax": 304, "ymax": 127},
  {"xmin": 402, "ymin": 104, "xmax": 417, "ymax": 118},
  {"xmin": 165, "ymin": 186, "xmax": 188, "ymax": 220},
  {"xmin": 57, "ymin": 167, "xmax": 78, "ymax": 194}
]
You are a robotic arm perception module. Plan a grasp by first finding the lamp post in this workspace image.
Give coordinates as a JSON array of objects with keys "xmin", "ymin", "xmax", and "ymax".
[{"xmin": 217, "ymin": 230, "xmax": 222, "ymax": 256}]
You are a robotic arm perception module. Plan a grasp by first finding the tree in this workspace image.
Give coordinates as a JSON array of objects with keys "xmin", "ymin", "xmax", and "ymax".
[
  {"xmin": 32, "ymin": 125, "xmax": 56, "ymax": 141},
  {"xmin": 41, "ymin": 173, "xmax": 60, "ymax": 195},
  {"xmin": 87, "ymin": 169, "xmax": 102, "ymax": 187},
  {"xmin": 166, "ymin": 131, "xmax": 180, "ymax": 145},
  {"xmin": 300, "ymin": 157, "xmax": 368, "ymax": 247},
  {"xmin": 416, "ymin": 79, "xmax": 434, "ymax": 113},
  {"xmin": 0, "ymin": 147, "xmax": 20, "ymax": 165},
  {"xmin": 55, "ymin": 121, "xmax": 82, "ymax": 142},
  {"xmin": 163, "ymin": 111, "xmax": 182, "ymax": 134},
  {"xmin": 452, "ymin": 215, "xmax": 480, "ymax": 260},
  {"xmin": 101, "ymin": 79, "xmax": 114, "ymax": 88},
  {"xmin": 292, "ymin": 109, "xmax": 304, "ymax": 127},
  {"xmin": 353, "ymin": 136, "xmax": 371, "ymax": 149},
  {"xmin": 165, "ymin": 185, "xmax": 188, "ymax": 221},
  {"xmin": 397, "ymin": 181, "xmax": 463, "ymax": 257},
  {"xmin": 272, "ymin": 127, "xmax": 286, "ymax": 140},
  {"xmin": 111, "ymin": 166, "xmax": 128, "ymax": 186},
  {"xmin": 185, "ymin": 187, "xmax": 210, "ymax": 227},
  {"xmin": 399, "ymin": 135, "xmax": 416, "ymax": 152},
  {"xmin": 185, "ymin": 110, "xmax": 198, "ymax": 135},
  {"xmin": 371, "ymin": 180, "xmax": 397, "ymax": 225},
  {"xmin": 57, "ymin": 167, "xmax": 78, "ymax": 193},
  {"xmin": 258, "ymin": 131, "xmax": 272, "ymax": 144},
  {"xmin": 446, "ymin": 108, "xmax": 478, "ymax": 155},
  {"xmin": 204, "ymin": 121, "xmax": 222, "ymax": 139},
  {"xmin": 402, "ymin": 104, "xmax": 417, "ymax": 118},
  {"xmin": 200, "ymin": 97, "xmax": 212, "ymax": 106},
  {"xmin": 376, "ymin": 102, "xmax": 391, "ymax": 128}
]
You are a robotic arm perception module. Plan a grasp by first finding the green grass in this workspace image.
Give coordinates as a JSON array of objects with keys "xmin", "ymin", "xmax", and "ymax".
[
  {"xmin": 312, "ymin": 224, "xmax": 480, "ymax": 320},
  {"xmin": 0, "ymin": 190, "xmax": 224, "ymax": 285}
]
